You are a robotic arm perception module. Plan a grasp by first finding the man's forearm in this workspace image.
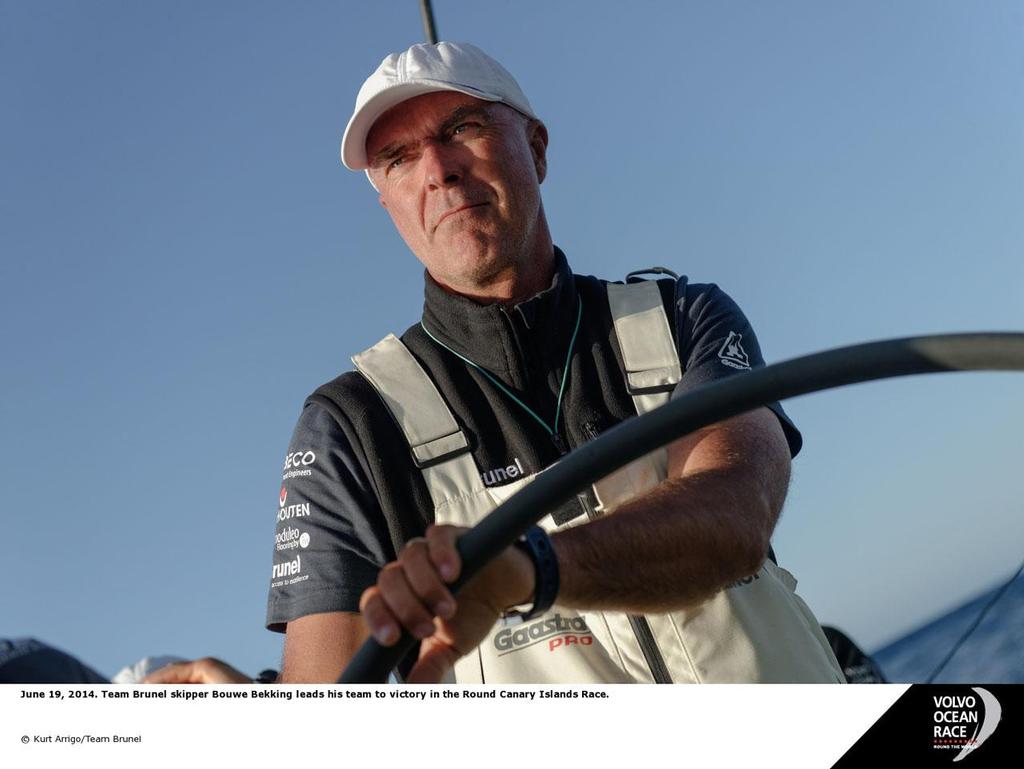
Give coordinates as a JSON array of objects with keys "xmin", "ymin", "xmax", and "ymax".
[
  {"xmin": 349, "ymin": 411, "xmax": 792, "ymax": 680},
  {"xmin": 551, "ymin": 445, "xmax": 788, "ymax": 614},
  {"xmin": 279, "ymin": 612, "xmax": 370, "ymax": 683}
]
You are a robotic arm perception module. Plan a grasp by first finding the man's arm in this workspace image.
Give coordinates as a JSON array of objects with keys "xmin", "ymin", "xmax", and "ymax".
[
  {"xmin": 279, "ymin": 612, "xmax": 370, "ymax": 683},
  {"xmin": 553, "ymin": 405, "xmax": 789, "ymax": 612},
  {"xmin": 359, "ymin": 405, "xmax": 792, "ymax": 681},
  {"xmin": 139, "ymin": 617, "xmax": 371, "ymax": 684},
  {"xmin": 267, "ymin": 401, "xmax": 395, "ymax": 682}
]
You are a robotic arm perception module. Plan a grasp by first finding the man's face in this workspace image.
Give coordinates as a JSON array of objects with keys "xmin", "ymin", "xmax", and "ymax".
[{"xmin": 365, "ymin": 91, "xmax": 548, "ymax": 294}]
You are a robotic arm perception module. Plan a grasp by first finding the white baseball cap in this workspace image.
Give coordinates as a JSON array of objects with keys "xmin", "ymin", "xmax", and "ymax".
[{"xmin": 340, "ymin": 41, "xmax": 537, "ymax": 171}]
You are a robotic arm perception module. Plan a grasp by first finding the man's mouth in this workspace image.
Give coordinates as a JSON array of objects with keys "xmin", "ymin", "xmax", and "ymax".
[{"xmin": 435, "ymin": 202, "xmax": 488, "ymax": 229}]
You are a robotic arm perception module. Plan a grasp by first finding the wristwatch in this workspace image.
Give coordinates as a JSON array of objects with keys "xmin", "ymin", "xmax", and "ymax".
[{"xmin": 500, "ymin": 525, "xmax": 560, "ymax": 623}]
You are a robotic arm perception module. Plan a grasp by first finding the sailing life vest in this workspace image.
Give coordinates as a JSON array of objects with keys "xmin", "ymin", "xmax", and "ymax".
[{"xmin": 347, "ymin": 277, "xmax": 845, "ymax": 684}]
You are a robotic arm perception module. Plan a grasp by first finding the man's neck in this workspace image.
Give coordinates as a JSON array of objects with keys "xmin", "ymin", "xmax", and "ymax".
[{"xmin": 430, "ymin": 247, "xmax": 556, "ymax": 309}]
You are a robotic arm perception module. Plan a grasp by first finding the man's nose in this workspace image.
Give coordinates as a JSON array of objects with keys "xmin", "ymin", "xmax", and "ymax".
[{"xmin": 419, "ymin": 140, "xmax": 463, "ymax": 189}]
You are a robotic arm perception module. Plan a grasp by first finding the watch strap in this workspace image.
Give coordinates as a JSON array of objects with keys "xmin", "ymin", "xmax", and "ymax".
[{"xmin": 502, "ymin": 525, "xmax": 560, "ymax": 623}]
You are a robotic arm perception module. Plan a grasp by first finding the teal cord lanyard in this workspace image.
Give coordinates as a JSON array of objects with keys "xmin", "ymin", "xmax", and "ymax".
[{"xmin": 420, "ymin": 298, "xmax": 583, "ymax": 454}]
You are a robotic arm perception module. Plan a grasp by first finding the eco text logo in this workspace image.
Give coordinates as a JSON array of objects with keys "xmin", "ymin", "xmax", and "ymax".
[{"xmin": 283, "ymin": 450, "xmax": 316, "ymax": 480}]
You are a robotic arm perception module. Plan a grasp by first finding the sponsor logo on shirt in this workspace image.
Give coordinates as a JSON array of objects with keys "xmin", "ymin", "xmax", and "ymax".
[
  {"xmin": 718, "ymin": 331, "xmax": 751, "ymax": 370},
  {"xmin": 277, "ymin": 498, "xmax": 312, "ymax": 523},
  {"xmin": 493, "ymin": 613, "xmax": 594, "ymax": 655},
  {"xmin": 272, "ymin": 554, "xmax": 301, "ymax": 579},
  {"xmin": 283, "ymin": 450, "xmax": 316, "ymax": 480},
  {"xmin": 481, "ymin": 457, "xmax": 526, "ymax": 487},
  {"xmin": 270, "ymin": 554, "xmax": 308, "ymax": 588},
  {"xmin": 726, "ymin": 572, "xmax": 761, "ymax": 589},
  {"xmin": 275, "ymin": 526, "xmax": 311, "ymax": 552}
]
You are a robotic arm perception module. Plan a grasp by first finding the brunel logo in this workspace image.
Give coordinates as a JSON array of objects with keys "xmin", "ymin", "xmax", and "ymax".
[
  {"xmin": 481, "ymin": 458, "xmax": 526, "ymax": 487},
  {"xmin": 493, "ymin": 613, "xmax": 594, "ymax": 655},
  {"xmin": 271, "ymin": 554, "xmax": 301, "ymax": 580},
  {"xmin": 727, "ymin": 572, "xmax": 760, "ymax": 589}
]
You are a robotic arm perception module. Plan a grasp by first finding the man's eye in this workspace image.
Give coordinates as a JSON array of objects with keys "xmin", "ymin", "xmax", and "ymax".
[
  {"xmin": 387, "ymin": 157, "xmax": 405, "ymax": 172},
  {"xmin": 452, "ymin": 122, "xmax": 478, "ymax": 136}
]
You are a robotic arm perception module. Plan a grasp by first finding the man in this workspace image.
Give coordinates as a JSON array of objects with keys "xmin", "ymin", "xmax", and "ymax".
[{"xmin": 263, "ymin": 41, "xmax": 844, "ymax": 684}]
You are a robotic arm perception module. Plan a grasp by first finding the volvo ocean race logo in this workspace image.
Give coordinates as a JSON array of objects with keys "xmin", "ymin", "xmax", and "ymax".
[{"xmin": 931, "ymin": 687, "xmax": 1002, "ymax": 761}]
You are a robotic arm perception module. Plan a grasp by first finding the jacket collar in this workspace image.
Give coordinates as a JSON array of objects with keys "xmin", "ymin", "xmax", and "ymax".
[{"xmin": 420, "ymin": 246, "xmax": 579, "ymax": 387}]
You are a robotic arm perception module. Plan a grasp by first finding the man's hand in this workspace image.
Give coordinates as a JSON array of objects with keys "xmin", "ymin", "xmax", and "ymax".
[
  {"xmin": 351, "ymin": 409, "xmax": 787, "ymax": 683},
  {"xmin": 358, "ymin": 524, "xmax": 535, "ymax": 683},
  {"xmin": 143, "ymin": 657, "xmax": 252, "ymax": 684}
]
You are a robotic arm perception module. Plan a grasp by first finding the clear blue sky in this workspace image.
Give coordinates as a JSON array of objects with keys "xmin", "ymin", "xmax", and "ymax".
[{"xmin": 2, "ymin": 0, "xmax": 1021, "ymax": 679}]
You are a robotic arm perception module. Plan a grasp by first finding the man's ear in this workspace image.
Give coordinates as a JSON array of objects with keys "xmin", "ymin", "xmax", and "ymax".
[{"xmin": 528, "ymin": 120, "xmax": 549, "ymax": 184}]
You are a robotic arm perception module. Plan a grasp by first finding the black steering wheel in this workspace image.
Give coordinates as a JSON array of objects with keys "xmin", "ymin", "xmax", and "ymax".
[{"xmin": 339, "ymin": 332, "xmax": 1024, "ymax": 683}]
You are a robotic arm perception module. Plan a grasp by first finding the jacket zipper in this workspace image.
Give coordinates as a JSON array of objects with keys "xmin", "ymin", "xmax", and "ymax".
[
  {"xmin": 627, "ymin": 615, "xmax": 673, "ymax": 684},
  {"xmin": 576, "ymin": 424, "xmax": 672, "ymax": 683},
  {"xmin": 499, "ymin": 307, "xmax": 531, "ymax": 391}
]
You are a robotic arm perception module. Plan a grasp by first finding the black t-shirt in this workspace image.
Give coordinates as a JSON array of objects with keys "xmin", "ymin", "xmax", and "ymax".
[{"xmin": 265, "ymin": 279, "xmax": 801, "ymax": 632}]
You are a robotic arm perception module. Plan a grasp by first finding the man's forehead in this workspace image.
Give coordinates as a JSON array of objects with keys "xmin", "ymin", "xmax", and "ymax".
[{"xmin": 365, "ymin": 92, "xmax": 496, "ymax": 159}]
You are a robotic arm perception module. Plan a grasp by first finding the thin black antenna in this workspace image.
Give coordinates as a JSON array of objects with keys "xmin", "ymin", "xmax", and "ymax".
[{"xmin": 419, "ymin": 0, "xmax": 438, "ymax": 44}]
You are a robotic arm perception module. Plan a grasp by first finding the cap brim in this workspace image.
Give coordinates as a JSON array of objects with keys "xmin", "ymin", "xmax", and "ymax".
[{"xmin": 340, "ymin": 81, "xmax": 502, "ymax": 171}]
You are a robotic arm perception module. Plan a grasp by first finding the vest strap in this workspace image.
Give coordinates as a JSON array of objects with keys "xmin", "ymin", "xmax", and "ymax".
[
  {"xmin": 352, "ymin": 334, "xmax": 470, "ymax": 469},
  {"xmin": 353, "ymin": 278, "xmax": 682, "ymax": 508},
  {"xmin": 606, "ymin": 280, "xmax": 682, "ymax": 414}
]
